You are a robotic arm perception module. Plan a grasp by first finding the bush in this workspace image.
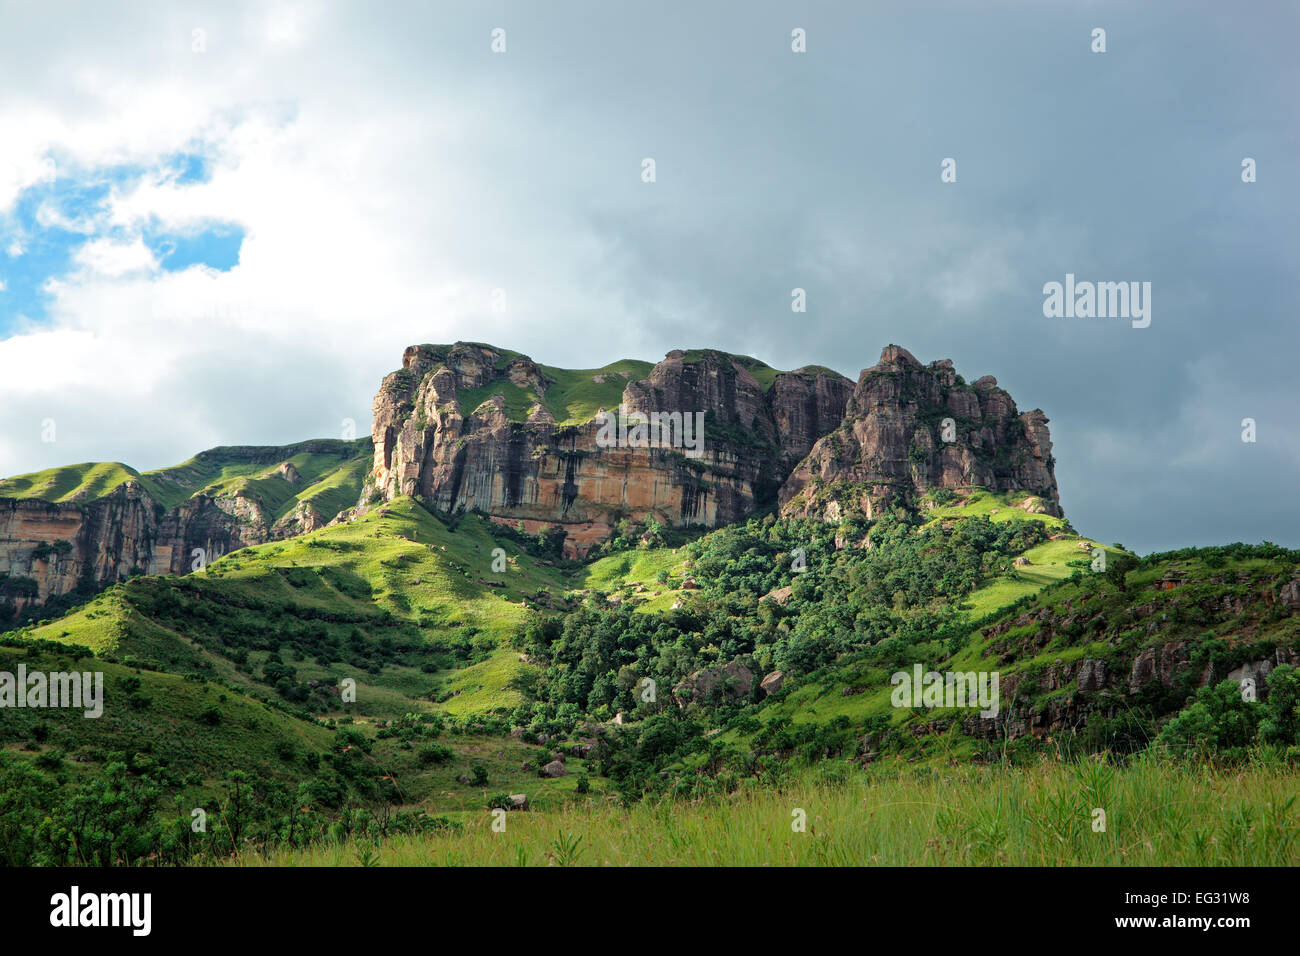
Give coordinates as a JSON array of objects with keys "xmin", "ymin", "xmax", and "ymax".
[
  {"xmin": 416, "ymin": 743, "xmax": 454, "ymax": 766},
  {"xmin": 1156, "ymin": 680, "xmax": 1259, "ymax": 761}
]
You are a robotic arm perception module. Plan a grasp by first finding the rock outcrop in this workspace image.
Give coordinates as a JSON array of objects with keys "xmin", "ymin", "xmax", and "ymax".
[
  {"xmin": 672, "ymin": 659, "xmax": 755, "ymax": 707},
  {"xmin": 0, "ymin": 483, "xmax": 253, "ymax": 621},
  {"xmin": 0, "ymin": 439, "xmax": 369, "ymax": 623},
  {"xmin": 364, "ymin": 343, "xmax": 853, "ymax": 557},
  {"xmin": 779, "ymin": 345, "xmax": 1060, "ymax": 521}
]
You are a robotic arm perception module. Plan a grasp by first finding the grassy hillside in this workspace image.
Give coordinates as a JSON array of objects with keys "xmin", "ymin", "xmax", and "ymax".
[
  {"xmin": 456, "ymin": 358, "xmax": 656, "ymax": 426},
  {"xmin": 14, "ymin": 497, "xmax": 568, "ymax": 719},
  {"xmin": 0, "ymin": 461, "xmax": 142, "ymax": 502},
  {"xmin": 0, "ymin": 439, "xmax": 372, "ymax": 525},
  {"xmin": 0, "ymin": 639, "xmax": 333, "ymax": 790},
  {"xmin": 4, "ymin": 470, "xmax": 1297, "ymax": 866},
  {"xmin": 452, "ymin": 348, "xmax": 842, "ymax": 427},
  {"xmin": 718, "ymin": 544, "xmax": 1300, "ymax": 768}
]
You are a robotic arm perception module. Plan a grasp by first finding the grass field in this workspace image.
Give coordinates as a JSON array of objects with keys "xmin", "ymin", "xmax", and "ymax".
[{"xmin": 228, "ymin": 756, "xmax": 1300, "ymax": 866}]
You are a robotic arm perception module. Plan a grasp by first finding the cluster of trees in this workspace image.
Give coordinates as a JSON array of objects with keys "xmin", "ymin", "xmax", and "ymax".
[
  {"xmin": 1156, "ymin": 666, "xmax": 1300, "ymax": 761},
  {"xmin": 510, "ymin": 510, "xmax": 1050, "ymax": 731},
  {"xmin": 112, "ymin": 575, "xmax": 436, "ymax": 709},
  {"xmin": 0, "ymin": 750, "xmax": 456, "ymax": 867}
]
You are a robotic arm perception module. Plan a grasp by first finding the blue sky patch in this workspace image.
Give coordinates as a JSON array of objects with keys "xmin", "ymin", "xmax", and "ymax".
[
  {"xmin": 0, "ymin": 156, "xmax": 242, "ymax": 335},
  {"xmin": 143, "ymin": 221, "xmax": 244, "ymax": 272},
  {"xmin": 165, "ymin": 151, "xmax": 213, "ymax": 186}
]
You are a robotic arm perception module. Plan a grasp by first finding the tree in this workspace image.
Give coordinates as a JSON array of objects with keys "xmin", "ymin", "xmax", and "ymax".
[
  {"xmin": 1259, "ymin": 665, "xmax": 1300, "ymax": 747},
  {"xmin": 1104, "ymin": 552, "xmax": 1138, "ymax": 592},
  {"xmin": 1156, "ymin": 680, "xmax": 1260, "ymax": 760}
]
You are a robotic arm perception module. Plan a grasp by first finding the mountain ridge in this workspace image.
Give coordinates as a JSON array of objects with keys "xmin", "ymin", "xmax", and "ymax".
[{"xmin": 1, "ymin": 342, "xmax": 1055, "ymax": 621}]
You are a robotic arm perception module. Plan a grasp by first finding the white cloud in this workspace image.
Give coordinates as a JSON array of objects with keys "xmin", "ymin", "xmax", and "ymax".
[
  {"xmin": 73, "ymin": 237, "xmax": 158, "ymax": 277},
  {"xmin": 0, "ymin": 1, "xmax": 645, "ymax": 477},
  {"xmin": 34, "ymin": 200, "xmax": 98, "ymax": 235},
  {"xmin": 0, "ymin": 0, "xmax": 1296, "ymax": 560}
]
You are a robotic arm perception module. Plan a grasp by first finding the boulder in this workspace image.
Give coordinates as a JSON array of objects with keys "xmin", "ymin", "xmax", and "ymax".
[
  {"xmin": 672, "ymin": 659, "xmax": 754, "ymax": 707},
  {"xmin": 540, "ymin": 759, "xmax": 568, "ymax": 778},
  {"xmin": 760, "ymin": 585, "xmax": 793, "ymax": 606},
  {"xmin": 760, "ymin": 670, "xmax": 785, "ymax": 696}
]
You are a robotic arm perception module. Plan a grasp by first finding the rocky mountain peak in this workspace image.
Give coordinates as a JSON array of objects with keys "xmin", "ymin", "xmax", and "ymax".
[
  {"xmin": 876, "ymin": 344, "xmax": 923, "ymax": 368},
  {"xmin": 364, "ymin": 342, "xmax": 854, "ymax": 556},
  {"xmin": 780, "ymin": 348, "xmax": 1061, "ymax": 521}
]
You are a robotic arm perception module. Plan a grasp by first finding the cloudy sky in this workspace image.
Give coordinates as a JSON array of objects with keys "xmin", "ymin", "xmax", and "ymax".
[{"xmin": 1, "ymin": 1, "xmax": 1296, "ymax": 554}]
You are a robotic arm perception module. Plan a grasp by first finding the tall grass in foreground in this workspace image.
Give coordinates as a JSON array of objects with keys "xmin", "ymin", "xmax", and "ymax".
[{"xmin": 230, "ymin": 756, "xmax": 1299, "ymax": 866}]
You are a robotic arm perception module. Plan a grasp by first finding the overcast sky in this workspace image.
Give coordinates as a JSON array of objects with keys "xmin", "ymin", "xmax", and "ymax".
[{"xmin": 1, "ymin": 1, "xmax": 1296, "ymax": 555}]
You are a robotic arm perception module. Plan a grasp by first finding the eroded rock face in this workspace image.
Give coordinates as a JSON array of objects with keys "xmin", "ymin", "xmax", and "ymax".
[
  {"xmin": 365, "ymin": 343, "xmax": 853, "ymax": 557},
  {"xmin": 779, "ymin": 345, "xmax": 1061, "ymax": 521},
  {"xmin": 0, "ymin": 440, "xmax": 369, "ymax": 622},
  {"xmin": 0, "ymin": 483, "xmax": 254, "ymax": 621}
]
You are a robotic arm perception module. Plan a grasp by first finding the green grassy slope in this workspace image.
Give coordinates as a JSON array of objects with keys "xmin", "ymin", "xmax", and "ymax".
[
  {"xmin": 537, "ymin": 359, "xmax": 655, "ymax": 423},
  {"xmin": 456, "ymin": 359, "xmax": 656, "ymax": 426},
  {"xmin": 1, "ymin": 496, "xmax": 600, "ymax": 817},
  {"xmin": 453, "ymin": 348, "xmax": 840, "ymax": 427},
  {"xmin": 0, "ymin": 462, "xmax": 142, "ymax": 502},
  {"xmin": 0, "ymin": 439, "xmax": 371, "ymax": 525},
  {"xmin": 0, "ymin": 639, "xmax": 334, "ymax": 790},
  {"xmin": 575, "ymin": 547, "xmax": 692, "ymax": 613},
  {"xmin": 0, "ymin": 638, "xmax": 594, "ymax": 819},
  {"xmin": 233, "ymin": 758, "xmax": 1300, "ymax": 867},
  {"xmin": 16, "ymin": 497, "xmax": 566, "ymax": 718}
]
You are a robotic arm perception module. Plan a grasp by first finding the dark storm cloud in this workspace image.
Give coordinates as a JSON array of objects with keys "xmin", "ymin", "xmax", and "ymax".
[{"xmin": 1, "ymin": 1, "xmax": 1295, "ymax": 553}]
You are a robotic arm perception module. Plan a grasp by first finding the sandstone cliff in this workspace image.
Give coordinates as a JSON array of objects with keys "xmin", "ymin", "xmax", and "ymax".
[
  {"xmin": 0, "ymin": 483, "xmax": 251, "ymax": 621},
  {"xmin": 365, "ymin": 343, "xmax": 853, "ymax": 556},
  {"xmin": 779, "ymin": 345, "xmax": 1060, "ymax": 521},
  {"xmin": 2, "ymin": 341, "xmax": 1064, "ymax": 615},
  {"xmin": 0, "ymin": 439, "xmax": 369, "ymax": 623}
]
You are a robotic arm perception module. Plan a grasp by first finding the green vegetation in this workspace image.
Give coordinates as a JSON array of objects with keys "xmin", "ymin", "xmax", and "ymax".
[
  {"xmin": 3, "ymin": 465, "xmax": 1298, "ymax": 867},
  {"xmin": 454, "ymin": 359, "xmax": 658, "ymax": 426},
  {"xmin": 449, "ymin": 348, "xmax": 839, "ymax": 428},
  {"xmin": 233, "ymin": 757, "xmax": 1299, "ymax": 867},
  {"xmin": 537, "ymin": 360, "xmax": 655, "ymax": 424},
  {"xmin": 0, "ymin": 462, "xmax": 142, "ymax": 502},
  {"xmin": 0, "ymin": 439, "xmax": 372, "ymax": 526},
  {"xmin": 14, "ymin": 497, "xmax": 566, "ymax": 717}
]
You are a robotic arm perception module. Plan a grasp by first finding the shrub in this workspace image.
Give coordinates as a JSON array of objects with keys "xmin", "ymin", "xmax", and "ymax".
[{"xmin": 416, "ymin": 743, "xmax": 454, "ymax": 766}]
